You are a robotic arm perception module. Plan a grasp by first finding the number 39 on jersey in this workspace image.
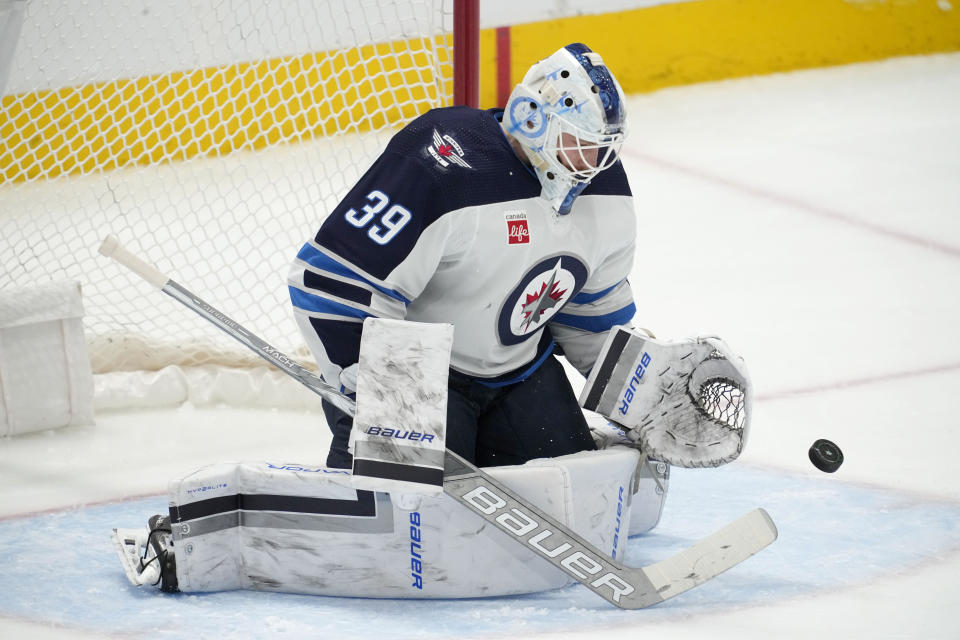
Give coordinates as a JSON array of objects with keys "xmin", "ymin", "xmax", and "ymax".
[{"xmin": 344, "ymin": 190, "xmax": 412, "ymax": 245}]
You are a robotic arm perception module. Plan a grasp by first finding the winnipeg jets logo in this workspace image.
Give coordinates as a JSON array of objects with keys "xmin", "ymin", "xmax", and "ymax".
[
  {"xmin": 428, "ymin": 129, "xmax": 471, "ymax": 169},
  {"xmin": 497, "ymin": 256, "xmax": 588, "ymax": 345},
  {"xmin": 519, "ymin": 262, "xmax": 567, "ymax": 330}
]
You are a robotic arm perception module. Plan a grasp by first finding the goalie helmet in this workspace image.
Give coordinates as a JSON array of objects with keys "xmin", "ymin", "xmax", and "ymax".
[{"xmin": 504, "ymin": 43, "xmax": 627, "ymax": 214}]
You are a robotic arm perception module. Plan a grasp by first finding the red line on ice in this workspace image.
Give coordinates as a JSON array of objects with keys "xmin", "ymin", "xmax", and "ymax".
[
  {"xmin": 0, "ymin": 490, "xmax": 165, "ymax": 523},
  {"xmin": 758, "ymin": 361, "xmax": 960, "ymax": 401},
  {"xmin": 623, "ymin": 149, "xmax": 960, "ymax": 259}
]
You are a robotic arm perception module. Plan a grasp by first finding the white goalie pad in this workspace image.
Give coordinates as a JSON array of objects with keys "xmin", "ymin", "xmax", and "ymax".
[
  {"xmin": 580, "ymin": 327, "xmax": 751, "ymax": 468},
  {"xmin": 350, "ymin": 318, "xmax": 454, "ymax": 494},
  {"xmin": 158, "ymin": 448, "xmax": 641, "ymax": 598}
]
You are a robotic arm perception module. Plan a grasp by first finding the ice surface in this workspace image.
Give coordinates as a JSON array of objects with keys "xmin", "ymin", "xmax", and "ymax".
[{"xmin": 2, "ymin": 53, "xmax": 959, "ymax": 639}]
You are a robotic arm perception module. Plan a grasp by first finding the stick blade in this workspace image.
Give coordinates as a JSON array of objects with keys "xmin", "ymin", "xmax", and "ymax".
[{"xmin": 636, "ymin": 508, "xmax": 777, "ymax": 606}]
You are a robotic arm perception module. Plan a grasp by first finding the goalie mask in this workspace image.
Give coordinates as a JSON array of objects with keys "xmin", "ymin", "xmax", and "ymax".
[{"xmin": 504, "ymin": 43, "xmax": 627, "ymax": 215}]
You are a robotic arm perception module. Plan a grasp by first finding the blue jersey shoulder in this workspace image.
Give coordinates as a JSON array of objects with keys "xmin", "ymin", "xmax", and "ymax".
[
  {"xmin": 315, "ymin": 107, "xmax": 534, "ymax": 279},
  {"xmin": 386, "ymin": 107, "xmax": 539, "ymax": 209}
]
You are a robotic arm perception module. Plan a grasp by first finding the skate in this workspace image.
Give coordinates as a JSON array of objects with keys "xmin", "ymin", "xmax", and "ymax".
[{"xmin": 111, "ymin": 514, "xmax": 179, "ymax": 592}]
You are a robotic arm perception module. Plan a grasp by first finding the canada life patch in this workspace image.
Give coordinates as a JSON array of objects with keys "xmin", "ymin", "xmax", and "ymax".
[
  {"xmin": 497, "ymin": 255, "xmax": 588, "ymax": 345},
  {"xmin": 505, "ymin": 211, "xmax": 529, "ymax": 244}
]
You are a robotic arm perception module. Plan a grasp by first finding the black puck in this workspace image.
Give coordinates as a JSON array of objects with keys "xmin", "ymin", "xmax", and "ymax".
[{"xmin": 809, "ymin": 439, "xmax": 844, "ymax": 473}]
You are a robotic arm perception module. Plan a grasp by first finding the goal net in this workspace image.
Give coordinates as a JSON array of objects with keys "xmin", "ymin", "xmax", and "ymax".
[{"xmin": 0, "ymin": 0, "xmax": 458, "ymax": 375}]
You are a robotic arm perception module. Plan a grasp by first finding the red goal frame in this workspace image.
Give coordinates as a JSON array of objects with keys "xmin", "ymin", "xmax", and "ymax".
[{"xmin": 453, "ymin": 0, "xmax": 480, "ymax": 108}]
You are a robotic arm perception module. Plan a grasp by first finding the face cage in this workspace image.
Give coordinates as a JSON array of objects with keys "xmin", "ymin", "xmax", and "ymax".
[{"xmin": 541, "ymin": 114, "xmax": 625, "ymax": 183}]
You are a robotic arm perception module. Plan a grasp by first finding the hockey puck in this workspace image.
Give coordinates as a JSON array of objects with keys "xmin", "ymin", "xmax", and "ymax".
[{"xmin": 809, "ymin": 439, "xmax": 844, "ymax": 473}]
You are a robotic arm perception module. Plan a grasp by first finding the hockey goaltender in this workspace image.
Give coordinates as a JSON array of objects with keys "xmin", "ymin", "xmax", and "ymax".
[{"xmin": 110, "ymin": 44, "xmax": 768, "ymax": 605}]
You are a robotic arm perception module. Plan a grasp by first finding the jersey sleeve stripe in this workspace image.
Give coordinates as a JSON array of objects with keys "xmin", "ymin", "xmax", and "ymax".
[
  {"xmin": 303, "ymin": 270, "xmax": 373, "ymax": 306},
  {"xmin": 289, "ymin": 286, "xmax": 375, "ymax": 320},
  {"xmin": 571, "ymin": 280, "xmax": 623, "ymax": 305},
  {"xmin": 297, "ymin": 243, "xmax": 411, "ymax": 305},
  {"xmin": 551, "ymin": 302, "xmax": 636, "ymax": 332}
]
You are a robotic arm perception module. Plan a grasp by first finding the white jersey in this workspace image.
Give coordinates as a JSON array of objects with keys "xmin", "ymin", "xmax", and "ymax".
[{"xmin": 289, "ymin": 106, "xmax": 637, "ymax": 387}]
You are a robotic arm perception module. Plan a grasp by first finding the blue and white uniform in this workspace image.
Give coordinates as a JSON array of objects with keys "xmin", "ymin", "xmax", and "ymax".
[{"xmin": 289, "ymin": 106, "xmax": 636, "ymax": 390}]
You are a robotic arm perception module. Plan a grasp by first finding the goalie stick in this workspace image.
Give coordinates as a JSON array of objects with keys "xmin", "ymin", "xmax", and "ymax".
[{"xmin": 98, "ymin": 234, "xmax": 777, "ymax": 609}]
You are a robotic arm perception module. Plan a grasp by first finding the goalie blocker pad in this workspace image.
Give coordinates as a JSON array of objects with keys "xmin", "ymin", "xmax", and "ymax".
[
  {"xmin": 350, "ymin": 318, "xmax": 454, "ymax": 494},
  {"xmin": 580, "ymin": 327, "xmax": 751, "ymax": 468}
]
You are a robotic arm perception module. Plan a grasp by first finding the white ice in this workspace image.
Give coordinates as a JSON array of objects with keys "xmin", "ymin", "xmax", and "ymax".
[{"xmin": 1, "ymin": 53, "xmax": 959, "ymax": 639}]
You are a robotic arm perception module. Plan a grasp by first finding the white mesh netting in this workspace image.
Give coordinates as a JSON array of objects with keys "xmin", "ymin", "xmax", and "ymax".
[{"xmin": 1, "ymin": 0, "xmax": 454, "ymax": 373}]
